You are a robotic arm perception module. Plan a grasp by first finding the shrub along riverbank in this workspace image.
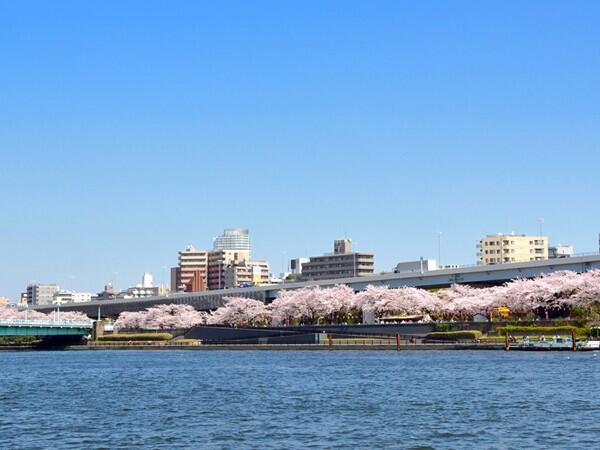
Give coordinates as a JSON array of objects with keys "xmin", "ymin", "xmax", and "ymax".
[
  {"xmin": 96, "ymin": 333, "xmax": 173, "ymax": 342},
  {"xmin": 424, "ymin": 330, "xmax": 483, "ymax": 341},
  {"xmin": 494, "ymin": 325, "xmax": 589, "ymax": 337}
]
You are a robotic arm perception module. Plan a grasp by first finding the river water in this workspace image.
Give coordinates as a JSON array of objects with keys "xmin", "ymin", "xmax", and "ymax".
[{"xmin": 0, "ymin": 350, "xmax": 598, "ymax": 449}]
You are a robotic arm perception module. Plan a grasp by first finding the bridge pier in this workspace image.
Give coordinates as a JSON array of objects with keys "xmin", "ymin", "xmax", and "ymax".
[{"xmin": 91, "ymin": 321, "xmax": 105, "ymax": 341}]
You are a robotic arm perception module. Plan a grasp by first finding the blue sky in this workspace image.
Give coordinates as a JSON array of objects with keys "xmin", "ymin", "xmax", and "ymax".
[{"xmin": 1, "ymin": 1, "xmax": 599, "ymax": 300}]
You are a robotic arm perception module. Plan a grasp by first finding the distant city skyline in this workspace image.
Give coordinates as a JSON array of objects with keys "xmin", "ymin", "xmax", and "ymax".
[{"xmin": 1, "ymin": 2, "xmax": 599, "ymax": 301}]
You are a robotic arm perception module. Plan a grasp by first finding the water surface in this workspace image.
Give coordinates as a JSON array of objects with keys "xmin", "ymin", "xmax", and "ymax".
[{"xmin": 1, "ymin": 350, "xmax": 598, "ymax": 449}]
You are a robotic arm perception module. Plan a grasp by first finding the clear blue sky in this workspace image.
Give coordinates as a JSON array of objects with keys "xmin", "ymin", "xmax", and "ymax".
[{"xmin": 1, "ymin": 1, "xmax": 599, "ymax": 301}]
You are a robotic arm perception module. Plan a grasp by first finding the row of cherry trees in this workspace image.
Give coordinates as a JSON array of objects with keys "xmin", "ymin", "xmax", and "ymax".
[
  {"xmin": 0, "ymin": 305, "xmax": 89, "ymax": 322},
  {"xmin": 113, "ymin": 270, "xmax": 600, "ymax": 330}
]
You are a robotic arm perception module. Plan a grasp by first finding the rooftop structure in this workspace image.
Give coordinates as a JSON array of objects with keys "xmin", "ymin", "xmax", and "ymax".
[
  {"xmin": 394, "ymin": 259, "xmax": 438, "ymax": 274},
  {"xmin": 549, "ymin": 244, "xmax": 574, "ymax": 259}
]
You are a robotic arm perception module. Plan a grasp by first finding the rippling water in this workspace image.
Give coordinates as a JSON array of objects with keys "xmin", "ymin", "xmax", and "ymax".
[{"xmin": 0, "ymin": 350, "xmax": 599, "ymax": 449}]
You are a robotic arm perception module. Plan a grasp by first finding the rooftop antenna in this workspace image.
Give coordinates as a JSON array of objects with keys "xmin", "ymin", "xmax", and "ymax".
[{"xmin": 537, "ymin": 218, "xmax": 544, "ymax": 236}]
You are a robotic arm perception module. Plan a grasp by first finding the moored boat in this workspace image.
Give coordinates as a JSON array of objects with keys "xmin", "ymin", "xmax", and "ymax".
[
  {"xmin": 511, "ymin": 336, "xmax": 573, "ymax": 351},
  {"xmin": 576, "ymin": 340, "xmax": 600, "ymax": 351}
]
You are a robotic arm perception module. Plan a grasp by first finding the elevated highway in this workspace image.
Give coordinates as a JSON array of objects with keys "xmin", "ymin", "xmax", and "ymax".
[{"xmin": 31, "ymin": 254, "xmax": 600, "ymax": 318}]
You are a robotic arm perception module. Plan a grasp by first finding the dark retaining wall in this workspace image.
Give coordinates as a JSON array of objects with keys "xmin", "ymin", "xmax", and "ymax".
[{"xmin": 185, "ymin": 323, "xmax": 437, "ymax": 344}]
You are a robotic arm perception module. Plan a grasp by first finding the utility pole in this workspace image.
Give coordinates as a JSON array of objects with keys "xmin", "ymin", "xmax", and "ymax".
[{"xmin": 438, "ymin": 232, "xmax": 442, "ymax": 267}]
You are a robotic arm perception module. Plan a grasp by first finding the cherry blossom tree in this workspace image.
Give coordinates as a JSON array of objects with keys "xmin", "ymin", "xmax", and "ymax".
[
  {"xmin": 114, "ymin": 304, "xmax": 208, "ymax": 330},
  {"xmin": 269, "ymin": 285, "xmax": 358, "ymax": 325},
  {"xmin": 208, "ymin": 297, "xmax": 271, "ymax": 327},
  {"xmin": 0, "ymin": 305, "xmax": 89, "ymax": 322},
  {"xmin": 355, "ymin": 285, "xmax": 437, "ymax": 319}
]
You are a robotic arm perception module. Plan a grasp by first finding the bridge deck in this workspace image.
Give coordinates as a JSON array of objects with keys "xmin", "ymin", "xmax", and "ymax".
[{"xmin": 0, "ymin": 320, "xmax": 93, "ymax": 337}]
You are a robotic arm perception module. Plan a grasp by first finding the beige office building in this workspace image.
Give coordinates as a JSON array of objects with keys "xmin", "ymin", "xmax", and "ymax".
[{"xmin": 477, "ymin": 234, "xmax": 548, "ymax": 265}]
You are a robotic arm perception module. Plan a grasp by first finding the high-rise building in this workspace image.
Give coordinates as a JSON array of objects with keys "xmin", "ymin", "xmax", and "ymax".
[
  {"xmin": 207, "ymin": 249, "xmax": 251, "ymax": 290},
  {"xmin": 26, "ymin": 284, "xmax": 59, "ymax": 305},
  {"xmin": 171, "ymin": 245, "xmax": 208, "ymax": 292},
  {"xmin": 213, "ymin": 228, "xmax": 251, "ymax": 252},
  {"xmin": 300, "ymin": 240, "xmax": 375, "ymax": 281},
  {"xmin": 142, "ymin": 272, "xmax": 153, "ymax": 288},
  {"xmin": 477, "ymin": 233, "xmax": 548, "ymax": 265}
]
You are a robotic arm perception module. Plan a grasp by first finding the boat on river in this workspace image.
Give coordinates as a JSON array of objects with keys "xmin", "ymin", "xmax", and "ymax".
[
  {"xmin": 576, "ymin": 340, "xmax": 600, "ymax": 351},
  {"xmin": 511, "ymin": 336, "xmax": 600, "ymax": 351},
  {"xmin": 512, "ymin": 336, "xmax": 573, "ymax": 351}
]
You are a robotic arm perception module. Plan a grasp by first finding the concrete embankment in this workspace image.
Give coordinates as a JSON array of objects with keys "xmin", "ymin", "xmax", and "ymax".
[{"xmin": 71, "ymin": 342, "xmax": 504, "ymax": 351}]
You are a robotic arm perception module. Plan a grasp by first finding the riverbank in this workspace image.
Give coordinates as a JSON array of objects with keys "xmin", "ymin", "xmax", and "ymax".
[{"xmin": 2, "ymin": 342, "xmax": 505, "ymax": 351}]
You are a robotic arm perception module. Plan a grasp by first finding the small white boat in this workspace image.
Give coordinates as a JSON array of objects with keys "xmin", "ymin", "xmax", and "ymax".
[{"xmin": 576, "ymin": 340, "xmax": 600, "ymax": 351}]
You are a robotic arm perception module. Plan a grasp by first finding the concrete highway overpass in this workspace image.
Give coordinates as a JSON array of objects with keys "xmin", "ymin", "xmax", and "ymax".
[{"xmin": 31, "ymin": 254, "xmax": 600, "ymax": 318}]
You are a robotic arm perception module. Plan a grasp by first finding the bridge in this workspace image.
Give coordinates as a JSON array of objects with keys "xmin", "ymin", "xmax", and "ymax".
[
  {"xmin": 31, "ymin": 253, "xmax": 600, "ymax": 318},
  {"xmin": 0, "ymin": 319, "xmax": 93, "ymax": 337}
]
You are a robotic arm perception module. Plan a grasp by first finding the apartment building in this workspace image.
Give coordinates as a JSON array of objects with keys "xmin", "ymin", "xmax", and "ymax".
[
  {"xmin": 223, "ymin": 260, "xmax": 270, "ymax": 288},
  {"xmin": 207, "ymin": 249, "xmax": 251, "ymax": 290},
  {"xmin": 171, "ymin": 245, "xmax": 208, "ymax": 292},
  {"xmin": 26, "ymin": 284, "xmax": 59, "ymax": 305},
  {"xmin": 301, "ymin": 239, "xmax": 375, "ymax": 281},
  {"xmin": 477, "ymin": 234, "xmax": 548, "ymax": 265},
  {"xmin": 53, "ymin": 290, "xmax": 93, "ymax": 304}
]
